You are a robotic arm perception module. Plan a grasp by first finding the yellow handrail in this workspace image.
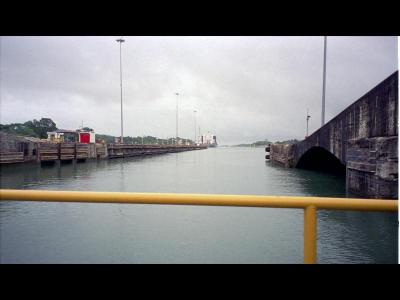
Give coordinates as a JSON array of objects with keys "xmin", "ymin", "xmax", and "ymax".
[{"xmin": 0, "ymin": 189, "xmax": 398, "ymax": 264}]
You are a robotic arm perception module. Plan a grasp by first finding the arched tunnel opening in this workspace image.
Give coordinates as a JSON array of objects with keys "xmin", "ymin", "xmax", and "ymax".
[{"xmin": 295, "ymin": 146, "xmax": 346, "ymax": 176}]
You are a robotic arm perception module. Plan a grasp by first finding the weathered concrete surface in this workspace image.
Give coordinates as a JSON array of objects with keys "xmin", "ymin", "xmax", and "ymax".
[
  {"xmin": 270, "ymin": 143, "xmax": 295, "ymax": 167},
  {"xmin": 0, "ymin": 131, "xmax": 40, "ymax": 163},
  {"xmin": 95, "ymin": 143, "xmax": 108, "ymax": 159},
  {"xmin": 107, "ymin": 144, "xmax": 207, "ymax": 159},
  {"xmin": 270, "ymin": 71, "xmax": 398, "ymax": 199},
  {"xmin": 346, "ymin": 136, "xmax": 398, "ymax": 198}
]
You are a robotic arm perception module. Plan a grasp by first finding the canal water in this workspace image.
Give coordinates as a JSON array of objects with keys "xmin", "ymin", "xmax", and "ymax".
[{"xmin": 0, "ymin": 147, "xmax": 398, "ymax": 263}]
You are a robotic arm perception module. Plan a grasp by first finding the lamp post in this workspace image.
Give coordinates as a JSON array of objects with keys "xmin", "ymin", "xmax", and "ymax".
[
  {"xmin": 175, "ymin": 92, "xmax": 179, "ymax": 145},
  {"xmin": 306, "ymin": 109, "xmax": 311, "ymax": 138},
  {"xmin": 194, "ymin": 110, "xmax": 197, "ymax": 144},
  {"xmin": 116, "ymin": 38, "xmax": 125, "ymax": 144},
  {"xmin": 321, "ymin": 36, "xmax": 327, "ymax": 127},
  {"xmin": 199, "ymin": 126, "xmax": 201, "ymax": 144}
]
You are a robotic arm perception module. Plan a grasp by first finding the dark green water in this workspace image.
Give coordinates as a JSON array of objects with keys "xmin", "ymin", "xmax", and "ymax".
[{"xmin": 0, "ymin": 147, "xmax": 398, "ymax": 263}]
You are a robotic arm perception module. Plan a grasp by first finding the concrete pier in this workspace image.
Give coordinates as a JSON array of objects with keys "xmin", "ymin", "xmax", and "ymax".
[
  {"xmin": 1, "ymin": 130, "xmax": 207, "ymax": 165},
  {"xmin": 107, "ymin": 144, "xmax": 207, "ymax": 159}
]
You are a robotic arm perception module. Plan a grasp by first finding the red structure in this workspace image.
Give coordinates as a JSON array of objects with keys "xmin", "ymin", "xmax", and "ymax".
[{"xmin": 79, "ymin": 132, "xmax": 90, "ymax": 144}]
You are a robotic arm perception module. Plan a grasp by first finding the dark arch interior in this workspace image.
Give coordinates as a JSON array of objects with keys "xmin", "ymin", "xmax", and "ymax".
[{"xmin": 296, "ymin": 147, "xmax": 346, "ymax": 176}]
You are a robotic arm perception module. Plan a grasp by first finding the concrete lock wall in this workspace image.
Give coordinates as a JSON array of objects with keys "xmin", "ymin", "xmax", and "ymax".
[
  {"xmin": 270, "ymin": 71, "xmax": 398, "ymax": 199},
  {"xmin": 0, "ymin": 131, "xmax": 39, "ymax": 163},
  {"xmin": 270, "ymin": 143, "xmax": 296, "ymax": 168},
  {"xmin": 347, "ymin": 137, "xmax": 398, "ymax": 199}
]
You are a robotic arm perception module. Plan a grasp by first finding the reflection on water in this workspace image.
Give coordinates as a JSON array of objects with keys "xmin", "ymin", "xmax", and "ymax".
[{"xmin": 0, "ymin": 147, "xmax": 398, "ymax": 263}]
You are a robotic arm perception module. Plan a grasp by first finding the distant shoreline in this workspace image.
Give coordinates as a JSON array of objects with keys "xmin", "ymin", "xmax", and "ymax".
[{"xmin": 224, "ymin": 144, "xmax": 268, "ymax": 148}]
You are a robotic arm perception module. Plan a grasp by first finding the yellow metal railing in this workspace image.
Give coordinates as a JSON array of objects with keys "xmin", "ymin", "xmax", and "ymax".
[{"xmin": 0, "ymin": 189, "xmax": 397, "ymax": 264}]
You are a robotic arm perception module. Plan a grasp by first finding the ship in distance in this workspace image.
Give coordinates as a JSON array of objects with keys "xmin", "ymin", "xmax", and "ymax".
[{"xmin": 199, "ymin": 132, "xmax": 217, "ymax": 147}]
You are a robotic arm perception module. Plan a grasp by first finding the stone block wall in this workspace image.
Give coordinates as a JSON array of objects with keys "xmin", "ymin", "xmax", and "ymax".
[
  {"xmin": 347, "ymin": 136, "xmax": 398, "ymax": 199},
  {"xmin": 270, "ymin": 143, "xmax": 295, "ymax": 168}
]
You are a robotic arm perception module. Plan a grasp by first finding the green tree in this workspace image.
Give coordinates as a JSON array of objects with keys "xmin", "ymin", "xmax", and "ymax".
[
  {"xmin": 1, "ymin": 122, "xmax": 38, "ymax": 137},
  {"xmin": 26, "ymin": 118, "xmax": 57, "ymax": 138}
]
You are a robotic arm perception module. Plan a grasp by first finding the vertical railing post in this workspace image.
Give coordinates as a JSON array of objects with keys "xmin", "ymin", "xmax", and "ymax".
[{"xmin": 304, "ymin": 205, "xmax": 317, "ymax": 264}]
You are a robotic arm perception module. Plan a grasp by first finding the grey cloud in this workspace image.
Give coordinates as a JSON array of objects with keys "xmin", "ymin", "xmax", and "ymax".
[{"xmin": 1, "ymin": 36, "xmax": 397, "ymax": 145}]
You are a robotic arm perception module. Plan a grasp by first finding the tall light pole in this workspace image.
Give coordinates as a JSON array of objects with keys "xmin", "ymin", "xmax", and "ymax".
[
  {"xmin": 199, "ymin": 126, "xmax": 201, "ymax": 144},
  {"xmin": 306, "ymin": 109, "xmax": 311, "ymax": 137},
  {"xmin": 175, "ymin": 92, "xmax": 179, "ymax": 145},
  {"xmin": 116, "ymin": 38, "xmax": 125, "ymax": 144},
  {"xmin": 194, "ymin": 110, "xmax": 197, "ymax": 144},
  {"xmin": 321, "ymin": 36, "xmax": 327, "ymax": 127}
]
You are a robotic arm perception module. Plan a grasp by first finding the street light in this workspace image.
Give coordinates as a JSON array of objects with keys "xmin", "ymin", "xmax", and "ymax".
[
  {"xmin": 116, "ymin": 38, "xmax": 125, "ymax": 144},
  {"xmin": 321, "ymin": 36, "xmax": 327, "ymax": 127},
  {"xmin": 194, "ymin": 110, "xmax": 197, "ymax": 144},
  {"xmin": 199, "ymin": 126, "xmax": 201, "ymax": 144},
  {"xmin": 306, "ymin": 109, "xmax": 311, "ymax": 138},
  {"xmin": 175, "ymin": 92, "xmax": 179, "ymax": 145}
]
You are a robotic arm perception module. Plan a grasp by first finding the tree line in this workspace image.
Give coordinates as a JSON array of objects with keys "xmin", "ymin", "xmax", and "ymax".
[
  {"xmin": 233, "ymin": 138, "xmax": 300, "ymax": 147},
  {"xmin": 0, "ymin": 118, "xmax": 57, "ymax": 139},
  {"xmin": 0, "ymin": 118, "xmax": 194, "ymax": 144}
]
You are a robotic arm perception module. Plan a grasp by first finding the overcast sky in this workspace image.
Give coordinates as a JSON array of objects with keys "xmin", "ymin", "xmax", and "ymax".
[{"xmin": 0, "ymin": 36, "xmax": 398, "ymax": 145}]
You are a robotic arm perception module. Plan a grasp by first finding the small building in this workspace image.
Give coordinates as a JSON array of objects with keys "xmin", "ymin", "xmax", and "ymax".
[
  {"xmin": 47, "ymin": 129, "xmax": 79, "ymax": 143},
  {"xmin": 47, "ymin": 129, "xmax": 95, "ymax": 144},
  {"xmin": 77, "ymin": 130, "xmax": 95, "ymax": 144},
  {"xmin": 114, "ymin": 137, "xmax": 123, "ymax": 144}
]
